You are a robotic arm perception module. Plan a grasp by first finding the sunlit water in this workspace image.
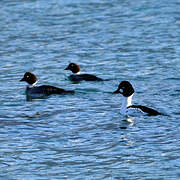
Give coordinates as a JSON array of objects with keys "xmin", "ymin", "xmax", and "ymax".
[{"xmin": 0, "ymin": 0, "xmax": 180, "ymax": 179}]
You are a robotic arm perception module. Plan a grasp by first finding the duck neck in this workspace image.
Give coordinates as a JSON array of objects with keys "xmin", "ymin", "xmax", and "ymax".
[
  {"xmin": 28, "ymin": 82, "xmax": 37, "ymax": 88},
  {"xmin": 121, "ymin": 94, "xmax": 133, "ymax": 110},
  {"xmin": 74, "ymin": 71, "xmax": 80, "ymax": 75}
]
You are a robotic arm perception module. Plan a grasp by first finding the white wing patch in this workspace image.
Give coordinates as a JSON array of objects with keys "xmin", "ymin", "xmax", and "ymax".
[{"xmin": 126, "ymin": 107, "xmax": 148, "ymax": 116}]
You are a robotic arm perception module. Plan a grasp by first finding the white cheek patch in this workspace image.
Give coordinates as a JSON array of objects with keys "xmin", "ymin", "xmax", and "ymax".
[{"xmin": 119, "ymin": 89, "xmax": 123, "ymax": 93}]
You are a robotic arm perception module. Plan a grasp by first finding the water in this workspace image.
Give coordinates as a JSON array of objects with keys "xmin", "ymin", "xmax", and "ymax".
[{"xmin": 0, "ymin": 0, "xmax": 180, "ymax": 179}]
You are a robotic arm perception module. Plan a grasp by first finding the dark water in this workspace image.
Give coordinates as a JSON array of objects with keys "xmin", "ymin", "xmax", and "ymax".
[{"xmin": 0, "ymin": 0, "xmax": 180, "ymax": 179}]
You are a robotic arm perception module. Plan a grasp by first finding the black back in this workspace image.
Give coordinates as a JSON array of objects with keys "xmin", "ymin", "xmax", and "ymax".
[
  {"xmin": 69, "ymin": 74, "xmax": 103, "ymax": 81},
  {"xmin": 30, "ymin": 85, "xmax": 74, "ymax": 95},
  {"xmin": 128, "ymin": 105, "xmax": 162, "ymax": 116}
]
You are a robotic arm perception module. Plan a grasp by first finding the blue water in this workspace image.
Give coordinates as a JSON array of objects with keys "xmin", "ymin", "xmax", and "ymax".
[{"xmin": 0, "ymin": 0, "xmax": 180, "ymax": 179}]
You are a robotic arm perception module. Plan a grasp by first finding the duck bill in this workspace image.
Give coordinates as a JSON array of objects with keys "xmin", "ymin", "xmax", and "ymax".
[
  {"xmin": 113, "ymin": 89, "xmax": 120, "ymax": 94},
  {"xmin": 20, "ymin": 77, "xmax": 25, "ymax": 82},
  {"xmin": 64, "ymin": 66, "xmax": 70, "ymax": 70}
]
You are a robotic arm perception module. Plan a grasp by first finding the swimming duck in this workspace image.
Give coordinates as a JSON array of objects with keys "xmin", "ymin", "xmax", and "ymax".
[
  {"xmin": 20, "ymin": 72, "xmax": 74, "ymax": 98},
  {"xmin": 65, "ymin": 63, "xmax": 103, "ymax": 81},
  {"xmin": 114, "ymin": 81, "xmax": 162, "ymax": 116}
]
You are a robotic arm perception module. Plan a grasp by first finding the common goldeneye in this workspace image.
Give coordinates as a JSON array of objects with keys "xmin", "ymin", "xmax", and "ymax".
[
  {"xmin": 113, "ymin": 81, "xmax": 162, "ymax": 116},
  {"xmin": 64, "ymin": 63, "xmax": 103, "ymax": 81},
  {"xmin": 20, "ymin": 72, "xmax": 74, "ymax": 98}
]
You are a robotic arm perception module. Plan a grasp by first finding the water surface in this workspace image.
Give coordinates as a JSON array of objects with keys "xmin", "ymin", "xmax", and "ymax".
[{"xmin": 0, "ymin": 0, "xmax": 180, "ymax": 179}]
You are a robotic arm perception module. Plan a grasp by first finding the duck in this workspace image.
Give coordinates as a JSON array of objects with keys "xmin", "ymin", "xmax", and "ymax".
[
  {"xmin": 113, "ymin": 81, "xmax": 162, "ymax": 116},
  {"xmin": 64, "ymin": 63, "xmax": 103, "ymax": 81},
  {"xmin": 20, "ymin": 72, "xmax": 74, "ymax": 98}
]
